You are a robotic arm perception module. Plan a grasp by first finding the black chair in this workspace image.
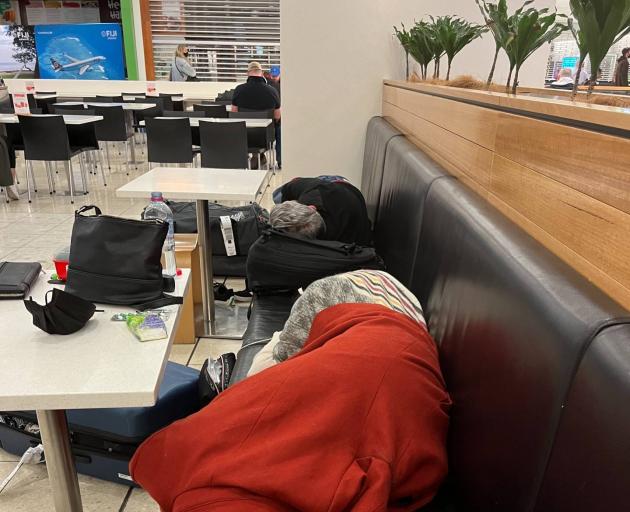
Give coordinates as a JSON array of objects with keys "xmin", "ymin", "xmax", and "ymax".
[
  {"xmin": 228, "ymin": 111, "xmax": 274, "ymax": 169},
  {"xmin": 157, "ymin": 94, "xmax": 175, "ymax": 111},
  {"xmin": 52, "ymin": 103, "xmax": 86, "ymax": 113},
  {"xmin": 193, "ymin": 104, "xmax": 228, "ymax": 118},
  {"xmin": 53, "ymin": 108, "xmax": 107, "ymax": 186},
  {"xmin": 93, "ymin": 105, "xmax": 134, "ymax": 174},
  {"xmin": 122, "ymin": 92, "xmax": 145, "ymax": 97},
  {"xmin": 146, "ymin": 117, "xmax": 196, "ymax": 166},
  {"xmin": 163, "ymin": 111, "xmax": 205, "ymax": 145},
  {"xmin": 36, "ymin": 91, "xmax": 56, "ymax": 95},
  {"xmin": 18, "ymin": 115, "xmax": 89, "ymax": 203},
  {"xmin": 0, "ymin": 137, "xmax": 12, "ymax": 203},
  {"xmin": 199, "ymin": 120, "xmax": 249, "ymax": 169},
  {"xmin": 96, "ymin": 95, "xmax": 124, "ymax": 103}
]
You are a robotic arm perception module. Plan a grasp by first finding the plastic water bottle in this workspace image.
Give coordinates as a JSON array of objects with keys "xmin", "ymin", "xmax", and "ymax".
[{"xmin": 144, "ymin": 192, "xmax": 177, "ymax": 277}]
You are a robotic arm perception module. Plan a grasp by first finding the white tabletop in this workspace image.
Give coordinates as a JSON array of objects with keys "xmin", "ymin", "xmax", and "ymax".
[
  {"xmin": 123, "ymin": 95, "xmax": 184, "ymax": 102},
  {"xmin": 54, "ymin": 101, "xmax": 157, "ymax": 111},
  {"xmin": 117, "ymin": 167, "xmax": 270, "ymax": 202},
  {"xmin": 0, "ymin": 270, "xmax": 190, "ymax": 411},
  {"xmin": 0, "ymin": 113, "xmax": 103, "ymax": 125},
  {"xmin": 139, "ymin": 117, "xmax": 271, "ymax": 128}
]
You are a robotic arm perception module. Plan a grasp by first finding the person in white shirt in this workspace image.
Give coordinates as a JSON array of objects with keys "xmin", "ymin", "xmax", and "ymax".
[{"xmin": 170, "ymin": 45, "xmax": 197, "ymax": 82}]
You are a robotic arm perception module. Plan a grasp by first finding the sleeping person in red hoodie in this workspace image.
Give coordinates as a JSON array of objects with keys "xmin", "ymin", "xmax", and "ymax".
[{"xmin": 131, "ymin": 273, "xmax": 451, "ymax": 512}]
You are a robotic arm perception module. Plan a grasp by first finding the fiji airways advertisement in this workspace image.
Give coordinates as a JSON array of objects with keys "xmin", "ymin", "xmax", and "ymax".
[{"xmin": 34, "ymin": 23, "xmax": 124, "ymax": 80}]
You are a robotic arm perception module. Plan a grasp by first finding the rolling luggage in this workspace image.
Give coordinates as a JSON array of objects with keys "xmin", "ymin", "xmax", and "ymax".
[
  {"xmin": 246, "ymin": 228, "xmax": 385, "ymax": 293},
  {"xmin": 165, "ymin": 202, "xmax": 268, "ymax": 277},
  {"xmin": 0, "ymin": 362, "xmax": 199, "ymax": 486}
]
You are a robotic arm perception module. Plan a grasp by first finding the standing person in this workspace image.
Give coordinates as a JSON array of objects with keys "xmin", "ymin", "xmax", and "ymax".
[
  {"xmin": 170, "ymin": 45, "xmax": 197, "ymax": 82},
  {"xmin": 613, "ymin": 48, "xmax": 629, "ymax": 87},
  {"xmin": 232, "ymin": 61, "xmax": 281, "ymax": 167}
]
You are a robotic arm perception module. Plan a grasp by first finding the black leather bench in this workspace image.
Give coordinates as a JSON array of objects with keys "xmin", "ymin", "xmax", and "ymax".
[{"xmin": 230, "ymin": 115, "xmax": 630, "ymax": 510}]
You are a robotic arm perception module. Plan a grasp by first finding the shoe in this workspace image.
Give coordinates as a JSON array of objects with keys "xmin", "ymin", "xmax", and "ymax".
[
  {"xmin": 213, "ymin": 283, "xmax": 234, "ymax": 302},
  {"xmin": 234, "ymin": 289, "xmax": 253, "ymax": 302},
  {"xmin": 6, "ymin": 185, "xmax": 19, "ymax": 200}
]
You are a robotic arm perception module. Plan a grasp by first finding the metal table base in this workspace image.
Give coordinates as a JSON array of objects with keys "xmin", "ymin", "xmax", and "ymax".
[{"xmin": 36, "ymin": 409, "xmax": 83, "ymax": 512}]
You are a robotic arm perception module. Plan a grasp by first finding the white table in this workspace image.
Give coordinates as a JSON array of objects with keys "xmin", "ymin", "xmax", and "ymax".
[
  {"xmin": 139, "ymin": 117, "xmax": 272, "ymax": 128},
  {"xmin": 0, "ymin": 269, "xmax": 190, "ymax": 511},
  {"xmin": 117, "ymin": 168, "xmax": 270, "ymax": 338},
  {"xmin": 0, "ymin": 113, "xmax": 103, "ymax": 125},
  {"xmin": 54, "ymin": 102, "xmax": 157, "ymax": 111}
]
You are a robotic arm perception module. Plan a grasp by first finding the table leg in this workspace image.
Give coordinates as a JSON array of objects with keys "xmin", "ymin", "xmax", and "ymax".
[
  {"xmin": 196, "ymin": 199, "xmax": 216, "ymax": 335},
  {"xmin": 36, "ymin": 410, "xmax": 83, "ymax": 512}
]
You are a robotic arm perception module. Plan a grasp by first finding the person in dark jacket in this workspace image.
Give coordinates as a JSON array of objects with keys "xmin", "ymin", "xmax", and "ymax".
[
  {"xmin": 270, "ymin": 176, "xmax": 373, "ymax": 246},
  {"xmin": 614, "ymin": 48, "xmax": 629, "ymax": 87}
]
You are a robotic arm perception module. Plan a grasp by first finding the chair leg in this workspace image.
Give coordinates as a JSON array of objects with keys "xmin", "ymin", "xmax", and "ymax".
[
  {"xmin": 257, "ymin": 152, "xmax": 261, "ymax": 170},
  {"xmin": 2, "ymin": 187, "xmax": 8, "ymax": 203},
  {"xmin": 104, "ymin": 142, "xmax": 111, "ymax": 170},
  {"xmin": 124, "ymin": 141, "xmax": 130, "ymax": 176},
  {"xmin": 97, "ymin": 150, "xmax": 107, "ymax": 186},
  {"xmin": 25, "ymin": 161, "xmax": 32, "ymax": 203},
  {"xmin": 64, "ymin": 161, "xmax": 75, "ymax": 204},
  {"xmin": 78, "ymin": 154, "xmax": 89, "ymax": 194},
  {"xmin": 31, "ymin": 162, "xmax": 38, "ymax": 192},
  {"xmin": 44, "ymin": 162, "xmax": 53, "ymax": 194},
  {"xmin": 49, "ymin": 162, "xmax": 57, "ymax": 193}
]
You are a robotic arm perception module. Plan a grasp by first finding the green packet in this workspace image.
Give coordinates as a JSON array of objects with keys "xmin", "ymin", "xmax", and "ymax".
[{"xmin": 125, "ymin": 313, "xmax": 168, "ymax": 342}]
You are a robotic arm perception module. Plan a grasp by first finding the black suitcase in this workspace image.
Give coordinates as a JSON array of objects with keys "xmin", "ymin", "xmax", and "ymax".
[
  {"xmin": 165, "ymin": 202, "xmax": 268, "ymax": 277},
  {"xmin": 246, "ymin": 229, "xmax": 385, "ymax": 293},
  {"xmin": 0, "ymin": 362, "xmax": 199, "ymax": 486}
]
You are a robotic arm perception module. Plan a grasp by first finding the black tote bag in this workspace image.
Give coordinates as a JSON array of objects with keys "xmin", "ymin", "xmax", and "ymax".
[{"xmin": 65, "ymin": 205, "xmax": 182, "ymax": 309}]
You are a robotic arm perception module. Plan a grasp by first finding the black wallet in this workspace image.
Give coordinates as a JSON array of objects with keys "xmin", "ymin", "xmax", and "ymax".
[{"xmin": 0, "ymin": 262, "xmax": 42, "ymax": 299}]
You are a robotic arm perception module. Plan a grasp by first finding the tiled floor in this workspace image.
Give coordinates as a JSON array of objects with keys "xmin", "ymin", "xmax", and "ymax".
[{"xmin": 0, "ymin": 144, "xmax": 278, "ymax": 510}]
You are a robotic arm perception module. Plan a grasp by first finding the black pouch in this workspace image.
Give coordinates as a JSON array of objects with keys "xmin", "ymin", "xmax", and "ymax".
[{"xmin": 65, "ymin": 206, "xmax": 182, "ymax": 309}]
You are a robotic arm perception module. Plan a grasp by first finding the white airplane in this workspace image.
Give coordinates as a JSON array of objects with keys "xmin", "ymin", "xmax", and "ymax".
[{"xmin": 50, "ymin": 54, "xmax": 106, "ymax": 75}]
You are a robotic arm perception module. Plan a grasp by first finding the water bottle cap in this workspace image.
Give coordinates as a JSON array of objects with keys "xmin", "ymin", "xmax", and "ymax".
[{"xmin": 150, "ymin": 192, "xmax": 163, "ymax": 202}]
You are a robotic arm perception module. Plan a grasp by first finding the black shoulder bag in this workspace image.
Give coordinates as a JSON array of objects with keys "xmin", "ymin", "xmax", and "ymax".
[{"xmin": 65, "ymin": 206, "xmax": 183, "ymax": 310}]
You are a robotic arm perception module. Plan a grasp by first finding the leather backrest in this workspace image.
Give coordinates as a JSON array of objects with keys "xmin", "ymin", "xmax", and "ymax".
[
  {"xmin": 230, "ymin": 292, "xmax": 298, "ymax": 386},
  {"xmin": 411, "ymin": 178, "xmax": 629, "ymax": 511},
  {"xmin": 360, "ymin": 116, "xmax": 401, "ymax": 223},
  {"xmin": 534, "ymin": 322, "xmax": 630, "ymax": 511},
  {"xmin": 373, "ymin": 136, "xmax": 449, "ymax": 287}
]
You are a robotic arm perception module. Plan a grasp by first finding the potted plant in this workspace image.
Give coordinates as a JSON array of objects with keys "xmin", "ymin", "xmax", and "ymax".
[
  {"xmin": 476, "ymin": 0, "xmax": 515, "ymax": 85},
  {"xmin": 394, "ymin": 24, "xmax": 413, "ymax": 80},
  {"xmin": 431, "ymin": 15, "xmax": 487, "ymax": 80},
  {"xmin": 568, "ymin": 0, "xmax": 630, "ymax": 97}
]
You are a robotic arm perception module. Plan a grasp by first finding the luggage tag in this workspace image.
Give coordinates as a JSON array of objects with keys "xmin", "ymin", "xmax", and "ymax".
[{"xmin": 219, "ymin": 216, "xmax": 237, "ymax": 257}]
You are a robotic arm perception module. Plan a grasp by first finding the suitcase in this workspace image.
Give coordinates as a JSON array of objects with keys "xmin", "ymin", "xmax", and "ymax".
[
  {"xmin": 0, "ymin": 362, "xmax": 199, "ymax": 486},
  {"xmin": 161, "ymin": 202, "xmax": 268, "ymax": 277},
  {"xmin": 246, "ymin": 229, "xmax": 385, "ymax": 293}
]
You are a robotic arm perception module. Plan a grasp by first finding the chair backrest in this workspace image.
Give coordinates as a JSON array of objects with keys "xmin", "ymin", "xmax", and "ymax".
[
  {"xmin": 122, "ymin": 92, "xmax": 145, "ymax": 97},
  {"xmin": 35, "ymin": 91, "xmax": 56, "ymax": 95},
  {"xmin": 230, "ymin": 109, "xmax": 272, "ymax": 119},
  {"xmin": 199, "ymin": 120, "xmax": 248, "ymax": 169},
  {"xmin": 0, "ymin": 137, "xmax": 12, "ymax": 187},
  {"xmin": 95, "ymin": 95, "xmax": 124, "ymax": 103},
  {"xmin": 55, "ymin": 108, "xmax": 96, "ymax": 116},
  {"xmin": 163, "ymin": 110, "xmax": 205, "ymax": 118},
  {"xmin": 52, "ymin": 103, "xmax": 86, "ymax": 113},
  {"xmin": 145, "ymin": 117, "xmax": 193, "ymax": 164},
  {"xmin": 18, "ymin": 115, "xmax": 71, "ymax": 161},
  {"xmin": 193, "ymin": 104, "xmax": 228, "ymax": 118},
  {"xmin": 82, "ymin": 97, "xmax": 99, "ymax": 103},
  {"xmin": 93, "ymin": 105, "xmax": 129, "ymax": 141},
  {"xmin": 136, "ymin": 97, "xmax": 164, "ymax": 118}
]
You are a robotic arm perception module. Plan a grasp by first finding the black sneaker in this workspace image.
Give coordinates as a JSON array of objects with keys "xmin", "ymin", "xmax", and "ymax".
[
  {"xmin": 234, "ymin": 289, "xmax": 253, "ymax": 302},
  {"xmin": 214, "ymin": 283, "xmax": 234, "ymax": 302}
]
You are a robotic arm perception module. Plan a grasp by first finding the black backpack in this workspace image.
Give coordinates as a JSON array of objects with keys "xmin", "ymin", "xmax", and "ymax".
[{"xmin": 246, "ymin": 229, "xmax": 385, "ymax": 293}]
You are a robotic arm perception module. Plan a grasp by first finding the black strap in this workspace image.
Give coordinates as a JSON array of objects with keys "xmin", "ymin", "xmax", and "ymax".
[
  {"xmin": 134, "ymin": 294, "xmax": 183, "ymax": 311},
  {"xmin": 76, "ymin": 205, "xmax": 101, "ymax": 216}
]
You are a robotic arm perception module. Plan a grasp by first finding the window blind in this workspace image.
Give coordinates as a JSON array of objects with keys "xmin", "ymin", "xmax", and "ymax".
[{"xmin": 148, "ymin": 0, "xmax": 280, "ymax": 82}]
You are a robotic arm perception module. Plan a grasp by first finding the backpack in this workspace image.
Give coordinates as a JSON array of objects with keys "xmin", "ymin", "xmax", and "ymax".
[{"xmin": 246, "ymin": 229, "xmax": 385, "ymax": 293}]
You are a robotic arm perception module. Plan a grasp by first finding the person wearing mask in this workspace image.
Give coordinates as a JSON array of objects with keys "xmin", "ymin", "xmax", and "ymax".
[
  {"xmin": 170, "ymin": 45, "xmax": 197, "ymax": 82},
  {"xmin": 614, "ymin": 48, "xmax": 629, "ymax": 87},
  {"xmin": 232, "ymin": 61, "xmax": 281, "ymax": 166},
  {"xmin": 269, "ymin": 176, "xmax": 373, "ymax": 246}
]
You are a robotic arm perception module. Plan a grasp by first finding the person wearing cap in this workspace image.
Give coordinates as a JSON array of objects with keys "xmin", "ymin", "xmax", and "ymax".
[{"xmin": 232, "ymin": 61, "xmax": 282, "ymax": 167}]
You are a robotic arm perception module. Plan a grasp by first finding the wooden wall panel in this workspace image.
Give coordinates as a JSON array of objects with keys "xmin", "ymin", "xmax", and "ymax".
[
  {"xmin": 494, "ymin": 114, "xmax": 630, "ymax": 215},
  {"xmin": 384, "ymin": 83, "xmax": 499, "ymax": 151},
  {"xmin": 383, "ymin": 82, "xmax": 630, "ymax": 310}
]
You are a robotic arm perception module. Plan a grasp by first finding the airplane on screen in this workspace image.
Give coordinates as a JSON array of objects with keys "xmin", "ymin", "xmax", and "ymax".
[{"xmin": 50, "ymin": 54, "xmax": 106, "ymax": 75}]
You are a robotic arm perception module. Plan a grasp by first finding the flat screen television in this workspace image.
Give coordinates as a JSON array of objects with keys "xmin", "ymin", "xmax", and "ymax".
[{"xmin": 34, "ymin": 23, "xmax": 124, "ymax": 80}]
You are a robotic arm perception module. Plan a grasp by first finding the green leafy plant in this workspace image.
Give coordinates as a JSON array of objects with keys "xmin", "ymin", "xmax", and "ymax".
[
  {"xmin": 394, "ymin": 24, "xmax": 413, "ymax": 79},
  {"xmin": 568, "ymin": 0, "xmax": 630, "ymax": 96},
  {"xmin": 431, "ymin": 16, "xmax": 487, "ymax": 80},
  {"xmin": 502, "ymin": 6, "xmax": 567, "ymax": 94},
  {"xmin": 476, "ymin": 0, "xmax": 517, "ymax": 85}
]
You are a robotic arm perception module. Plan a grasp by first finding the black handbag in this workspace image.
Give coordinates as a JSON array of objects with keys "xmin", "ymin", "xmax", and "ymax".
[
  {"xmin": 246, "ymin": 229, "xmax": 385, "ymax": 293},
  {"xmin": 65, "ymin": 205, "xmax": 183, "ymax": 309}
]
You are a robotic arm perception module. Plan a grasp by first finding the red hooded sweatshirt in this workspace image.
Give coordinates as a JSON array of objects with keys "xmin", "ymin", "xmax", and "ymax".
[{"xmin": 130, "ymin": 303, "xmax": 451, "ymax": 511}]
